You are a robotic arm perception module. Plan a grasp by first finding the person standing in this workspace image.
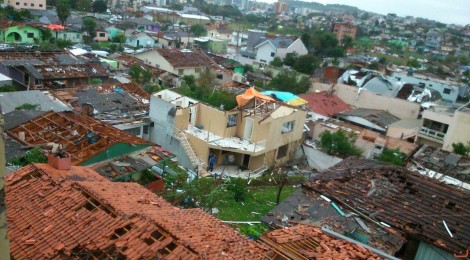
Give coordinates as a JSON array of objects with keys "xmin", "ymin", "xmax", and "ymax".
[{"xmin": 208, "ymin": 154, "xmax": 215, "ymax": 172}]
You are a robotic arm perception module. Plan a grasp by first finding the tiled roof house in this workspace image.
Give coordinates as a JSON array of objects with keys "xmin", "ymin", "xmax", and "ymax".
[{"xmin": 5, "ymin": 162, "xmax": 280, "ymax": 259}]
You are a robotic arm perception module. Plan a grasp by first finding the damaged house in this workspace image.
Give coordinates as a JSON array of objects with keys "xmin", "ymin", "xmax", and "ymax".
[
  {"xmin": 6, "ymin": 111, "xmax": 151, "ymax": 166},
  {"xmin": 52, "ymin": 83, "xmax": 151, "ymax": 139},
  {"xmin": 297, "ymin": 158, "xmax": 470, "ymax": 259},
  {"xmin": 5, "ymin": 160, "xmax": 281, "ymax": 259},
  {"xmin": 0, "ymin": 50, "xmax": 109, "ymax": 89},
  {"xmin": 149, "ymin": 88, "xmax": 307, "ymax": 177}
]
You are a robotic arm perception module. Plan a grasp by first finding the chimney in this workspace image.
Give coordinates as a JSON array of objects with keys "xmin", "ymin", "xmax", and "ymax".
[{"xmin": 47, "ymin": 150, "xmax": 71, "ymax": 170}]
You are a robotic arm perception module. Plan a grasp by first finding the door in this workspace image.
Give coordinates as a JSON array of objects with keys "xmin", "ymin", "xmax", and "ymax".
[
  {"xmin": 244, "ymin": 118, "xmax": 254, "ymax": 141},
  {"xmin": 189, "ymin": 106, "xmax": 197, "ymax": 126},
  {"xmin": 242, "ymin": 154, "xmax": 250, "ymax": 168}
]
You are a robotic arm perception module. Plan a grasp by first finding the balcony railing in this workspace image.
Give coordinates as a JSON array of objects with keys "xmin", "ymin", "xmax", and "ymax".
[{"xmin": 419, "ymin": 127, "xmax": 446, "ymax": 141}]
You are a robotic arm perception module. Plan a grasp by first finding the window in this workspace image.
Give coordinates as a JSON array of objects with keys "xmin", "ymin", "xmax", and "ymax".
[
  {"xmin": 143, "ymin": 125, "xmax": 149, "ymax": 134},
  {"xmin": 16, "ymin": 2, "xmax": 19, "ymax": 5},
  {"xmin": 260, "ymin": 59, "xmax": 267, "ymax": 63},
  {"xmin": 178, "ymin": 69, "xmax": 184, "ymax": 75},
  {"xmin": 270, "ymin": 52, "xmax": 275, "ymax": 57},
  {"xmin": 31, "ymin": 3, "xmax": 34, "ymax": 6},
  {"xmin": 195, "ymin": 68, "xmax": 201, "ymax": 73},
  {"xmin": 39, "ymin": 4, "xmax": 43, "ymax": 7},
  {"xmin": 99, "ymin": 33, "xmax": 106, "ymax": 37},
  {"xmin": 276, "ymin": 144, "xmax": 289, "ymax": 159},
  {"xmin": 27, "ymin": 33, "xmax": 34, "ymax": 38},
  {"xmin": 227, "ymin": 114, "xmax": 238, "ymax": 127},
  {"xmin": 23, "ymin": 2, "xmax": 26, "ymax": 5},
  {"xmin": 124, "ymin": 127, "xmax": 141, "ymax": 136},
  {"xmin": 281, "ymin": 121, "xmax": 295, "ymax": 133},
  {"xmin": 216, "ymin": 74, "xmax": 223, "ymax": 80},
  {"xmin": 443, "ymin": 88, "xmax": 451, "ymax": 94}
]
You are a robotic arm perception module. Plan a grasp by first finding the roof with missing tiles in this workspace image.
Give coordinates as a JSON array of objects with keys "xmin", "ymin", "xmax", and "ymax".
[
  {"xmin": 303, "ymin": 157, "xmax": 470, "ymax": 255},
  {"xmin": 5, "ymin": 163, "xmax": 280, "ymax": 259},
  {"xmin": 7, "ymin": 111, "xmax": 150, "ymax": 165},
  {"xmin": 261, "ymin": 224, "xmax": 381, "ymax": 259},
  {"xmin": 155, "ymin": 49, "xmax": 214, "ymax": 68}
]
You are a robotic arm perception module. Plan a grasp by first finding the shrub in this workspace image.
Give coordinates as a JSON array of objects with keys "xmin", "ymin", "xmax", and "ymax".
[{"xmin": 227, "ymin": 177, "xmax": 247, "ymax": 202}]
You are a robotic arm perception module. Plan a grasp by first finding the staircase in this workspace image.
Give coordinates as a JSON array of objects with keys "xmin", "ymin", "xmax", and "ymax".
[{"xmin": 176, "ymin": 131, "xmax": 210, "ymax": 177}]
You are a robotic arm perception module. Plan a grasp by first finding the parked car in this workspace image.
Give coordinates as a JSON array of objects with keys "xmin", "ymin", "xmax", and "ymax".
[{"xmin": 123, "ymin": 47, "xmax": 134, "ymax": 54}]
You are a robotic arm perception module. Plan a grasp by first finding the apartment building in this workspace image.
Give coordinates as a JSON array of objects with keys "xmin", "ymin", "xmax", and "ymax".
[
  {"xmin": 332, "ymin": 22, "xmax": 357, "ymax": 40},
  {"xmin": 417, "ymin": 102, "xmax": 470, "ymax": 151},
  {"xmin": 273, "ymin": 0, "xmax": 288, "ymax": 14},
  {"xmin": 7, "ymin": 0, "xmax": 46, "ymax": 10},
  {"xmin": 149, "ymin": 89, "xmax": 307, "ymax": 174}
]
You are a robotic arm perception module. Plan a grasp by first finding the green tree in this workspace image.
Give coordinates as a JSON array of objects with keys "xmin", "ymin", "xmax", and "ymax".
[
  {"xmin": 75, "ymin": 0, "xmax": 92, "ymax": 11},
  {"xmin": 143, "ymin": 85, "xmax": 160, "ymax": 94},
  {"xmin": 8, "ymin": 147, "xmax": 47, "ymax": 166},
  {"xmin": 379, "ymin": 56, "xmax": 387, "ymax": 64},
  {"xmin": 197, "ymin": 67, "xmax": 215, "ymax": 87},
  {"xmin": 407, "ymin": 59, "xmax": 420, "ymax": 68},
  {"xmin": 42, "ymin": 28, "xmax": 53, "ymax": 41},
  {"xmin": 92, "ymin": 0, "xmax": 108, "ymax": 13},
  {"xmin": 341, "ymin": 35, "xmax": 354, "ymax": 49},
  {"xmin": 319, "ymin": 130, "xmax": 362, "ymax": 157},
  {"xmin": 128, "ymin": 65, "xmax": 143, "ymax": 83},
  {"xmin": 182, "ymin": 75, "xmax": 196, "ymax": 86},
  {"xmin": 190, "ymin": 24, "xmax": 207, "ymax": 37},
  {"xmin": 55, "ymin": 38, "xmax": 73, "ymax": 48},
  {"xmin": 283, "ymin": 53, "xmax": 296, "ymax": 67},
  {"xmin": 243, "ymin": 64, "xmax": 254, "ymax": 73},
  {"xmin": 0, "ymin": 85, "xmax": 17, "ymax": 92},
  {"xmin": 56, "ymin": 0, "xmax": 71, "ymax": 26},
  {"xmin": 270, "ymin": 57, "xmax": 283, "ymax": 67},
  {"xmin": 377, "ymin": 148, "xmax": 406, "ymax": 166},
  {"xmin": 112, "ymin": 32, "xmax": 126, "ymax": 43},
  {"xmin": 452, "ymin": 142, "xmax": 470, "ymax": 156},
  {"xmin": 293, "ymin": 55, "xmax": 319, "ymax": 75},
  {"xmin": 226, "ymin": 178, "xmax": 247, "ymax": 202},
  {"xmin": 268, "ymin": 69, "xmax": 311, "ymax": 94},
  {"xmin": 82, "ymin": 17, "xmax": 97, "ymax": 40}
]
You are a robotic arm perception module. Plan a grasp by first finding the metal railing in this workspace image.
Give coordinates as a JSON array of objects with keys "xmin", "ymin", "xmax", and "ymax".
[{"xmin": 419, "ymin": 127, "xmax": 446, "ymax": 141}]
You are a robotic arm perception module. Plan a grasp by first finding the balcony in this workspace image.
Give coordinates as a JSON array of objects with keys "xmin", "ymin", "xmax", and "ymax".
[
  {"xmin": 185, "ymin": 125, "xmax": 267, "ymax": 154},
  {"xmin": 419, "ymin": 127, "xmax": 446, "ymax": 142}
]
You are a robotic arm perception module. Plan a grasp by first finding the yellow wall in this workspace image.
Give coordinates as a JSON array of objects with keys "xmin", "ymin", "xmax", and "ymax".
[
  {"xmin": 187, "ymin": 133, "xmax": 210, "ymax": 165},
  {"xmin": 196, "ymin": 103, "xmax": 239, "ymax": 137},
  {"xmin": 175, "ymin": 107, "xmax": 190, "ymax": 131},
  {"xmin": 443, "ymin": 109, "xmax": 470, "ymax": 151}
]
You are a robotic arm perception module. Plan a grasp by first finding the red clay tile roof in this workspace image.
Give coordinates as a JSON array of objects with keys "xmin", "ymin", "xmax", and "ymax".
[
  {"xmin": 261, "ymin": 224, "xmax": 381, "ymax": 259},
  {"xmin": 156, "ymin": 49, "xmax": 214, "ymax": 68},
  {"xmin": 7, "ymin": 111, "xmax": 150, "ymax": 165},
  {"xmin": 300, "ymin": 91, "xmax": 351, "ymax": 117},
  {"xmin": 303, "ymin": 158, "xmax": 470, "ymax": 255},
  {"xmin": 6, "ymin": 163, "xmax": 279, "ymax": 259}
]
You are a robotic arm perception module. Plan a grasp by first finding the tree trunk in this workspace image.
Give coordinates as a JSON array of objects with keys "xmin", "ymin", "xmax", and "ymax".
[{"xmin": 276, "ymin": 178, "xmax": 288, "ymax": 205}]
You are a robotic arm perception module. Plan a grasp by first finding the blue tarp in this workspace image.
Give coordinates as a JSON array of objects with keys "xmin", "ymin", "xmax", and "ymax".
[{"xmin": 262, "ymin": 91, "xmax": 299, "ymax": 102}]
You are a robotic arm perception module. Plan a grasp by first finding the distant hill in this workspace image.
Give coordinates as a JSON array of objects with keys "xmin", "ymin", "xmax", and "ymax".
[{"xmin": 284, "ymin": 0, "xmax": 360, "ymax": 13}]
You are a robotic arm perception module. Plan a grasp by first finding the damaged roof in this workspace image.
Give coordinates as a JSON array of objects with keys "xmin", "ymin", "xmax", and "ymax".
[
  {"xmin": 339, "ymin": 108, "xmax": 400, "ymax": 131},
  {"xmin": 5, "ymin": 163, "xmax": 279, "ymax": 259},
  {"xmin": 0, "ymin": 90, "xmax": 70, "ymax": 114},
  {"xmin": 7, "ymin": 111, "xmax": 150, "ymax": 165},
  {"xmin": 304, "ymin": 157, "xmax": 470, "ymax": 254},
  {"xmin": 155, "ymin": 49, "xmax": 214, "ymax": 68},
  {"xmin": 261, "ymin": 224, "xmax": 381, "ymax": 259},
  {"xmin": 300, "ymin": 91, "xmax": 351, "ymax": 117}
]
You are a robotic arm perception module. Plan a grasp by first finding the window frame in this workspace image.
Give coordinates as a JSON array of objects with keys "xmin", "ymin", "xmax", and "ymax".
[
  {"xmin": 281, "ymin": 120, "xmax": 295, "ymax": 134},
  {"xmin": 227, "ymin": 114, "xmax": 238, "ymax": 127}
]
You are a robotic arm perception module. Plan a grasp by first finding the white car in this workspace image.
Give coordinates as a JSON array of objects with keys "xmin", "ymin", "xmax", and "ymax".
[{"xmin": 123, "ymin": 47, "xmax": 134, "ymax": 54}]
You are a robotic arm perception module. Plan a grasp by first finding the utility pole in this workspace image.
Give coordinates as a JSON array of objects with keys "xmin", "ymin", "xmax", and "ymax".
[{"xmin": 0, "ymin": 111, "xmax": 10, "ymax": 260}]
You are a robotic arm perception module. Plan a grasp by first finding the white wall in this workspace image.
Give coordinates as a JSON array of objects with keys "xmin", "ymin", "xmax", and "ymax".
[
  {"xmin": 255, "ymin": 43, "xmax": 276, "ymax": 64},
  {"xmin": 277, "ymin": 38, "xmax": 308, "ymax": 59}
]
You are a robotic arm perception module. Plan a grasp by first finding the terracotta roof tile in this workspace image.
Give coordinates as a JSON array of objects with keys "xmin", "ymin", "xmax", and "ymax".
[
  {"xmin": 156, "ymin": 49, "xmax": 214, "ymax": 68},
  {"xmin": 261, "ymin": 224, "xmax": 381, "ymax": 259},
  {"xmin": 6, "ymin": 163, "xmax": 279, "ymax": 259},
  {"xmin": 300, "ymin": 91, "xmax": 351, "ymax": 117}
]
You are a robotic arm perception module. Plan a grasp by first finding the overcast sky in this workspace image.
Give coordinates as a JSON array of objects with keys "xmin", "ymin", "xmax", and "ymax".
[{"xmin": 260, "ymin": 0, "xmax": 470, "ymax": 25}]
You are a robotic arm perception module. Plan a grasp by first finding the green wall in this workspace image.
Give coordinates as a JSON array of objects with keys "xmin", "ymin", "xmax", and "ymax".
[
  {"xmin": 3, "ymin": 25, "xmax": 42, "ymax": 44},
  {"xmin": 80, "ymin": 143, "xmax": 150, "ymax": 166}
]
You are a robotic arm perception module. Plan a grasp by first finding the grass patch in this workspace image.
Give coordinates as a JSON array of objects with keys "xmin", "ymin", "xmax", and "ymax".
[
  {"xmin": 216, "ymin": 185, "xmax": 296, "ymax": 221},
  {"xmin": 165, "ymin": 161, "xmax": 188, "ymax": 176},
  {"xmin": 228, "ymin": 22, "xmax": 254, "ymax": 31}
]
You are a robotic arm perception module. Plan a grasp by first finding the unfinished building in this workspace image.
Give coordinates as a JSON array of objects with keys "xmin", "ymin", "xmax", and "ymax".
[{"xmin": 7, "ymin": 111, "xmax": 150, "ymax": 166}]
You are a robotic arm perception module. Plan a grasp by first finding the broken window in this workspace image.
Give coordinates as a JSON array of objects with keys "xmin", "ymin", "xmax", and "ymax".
[
  {"xmin": 281, "ymin": 121, "xmax": 295, "ymax": 133},
  {"xmin": 443, "ymin": 88, "xmax": 451, "ymax": 94},
  {"xmin": 277, "ymin": 144, "xmax": 289, "ymax": 159},
  {"xmin": 227, "ymin": 114, "xmax": 238, "ymax": 127}
]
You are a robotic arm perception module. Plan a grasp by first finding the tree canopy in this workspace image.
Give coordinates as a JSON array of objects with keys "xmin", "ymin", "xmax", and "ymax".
[
  {"xmin": 377, "ymin": 148, "xmax": 407, "ymax": 166},
  {"xmin": 56, "ymin": 0, "xmax": 71, "ymax": 26},
  {"xmin": 92, "ymin": 0, "xmax": 107, "ymax": 13},
  {"xmin": 82, "ymin": 17, "xmax": 97, "ymax": 39},
  {"xmin": 268, "ymin": 69, "xmax": 311, "ymax": 94},
  {"xmin": 319, "ymin": 130, "xmax": 362, "ymax": 157},
  {"xmin": 293, "ymin": 55, "xmax": 320, "ymax": 75},
  {"xmin": 190, "ymin": 24, "xmax": 207, "ymax": 37}
]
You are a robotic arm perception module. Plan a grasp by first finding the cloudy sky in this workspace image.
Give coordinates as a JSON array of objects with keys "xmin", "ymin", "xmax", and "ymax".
[{"xmin": 261, "ymin": 0, "xmax": 470, "ymax": 25}]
